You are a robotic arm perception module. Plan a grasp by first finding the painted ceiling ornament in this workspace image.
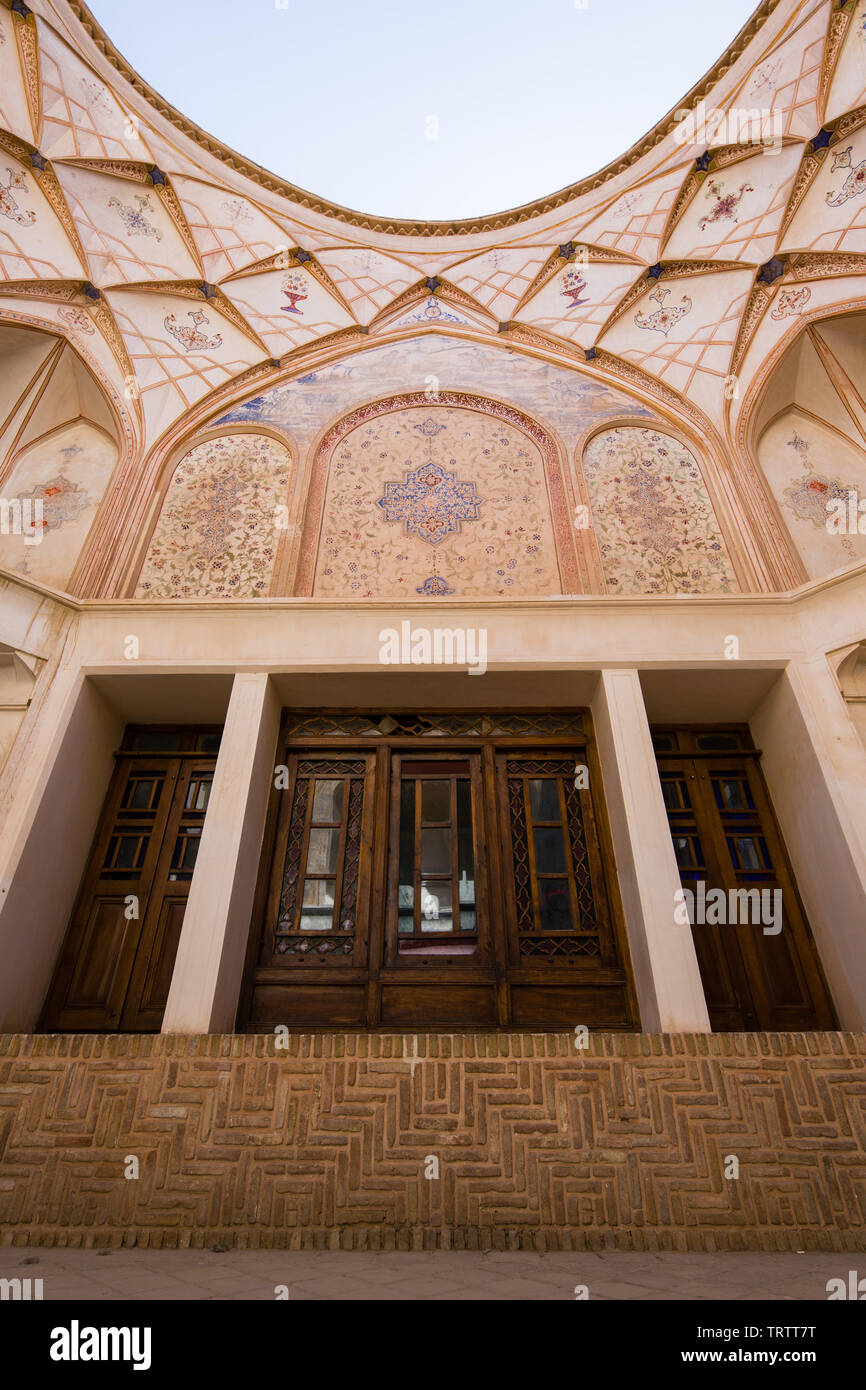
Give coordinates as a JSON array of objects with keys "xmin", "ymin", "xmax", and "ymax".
[
  {"xmin": 413, "ymin": 418, "xmax": 446, "ymax": 437},
  {"xmin": 561, "ymin": 267, "xmax": 590, "ymax": 308},
  {"xmin": 108, "ymin": 192, "xmax": 162, "ymax": 241},
  {"xmin": 57, "ymin": 306, "xmax": 95, "ymax": 335},
  {"xmin": 747, "ymin": 58, "xmax": 782, "ymax": 98},
  {"xmin": 409, "ymin": 296, "xmax": 462, "ymax": 323},
  {"xmin": 610, "ymin": 190, "xmax": 642, "ymax": 220},
  {"xmin": 164, "ymin": 308, "xmax": 223, "ymax": 351},
  {"xmin": 770, "ymin": 285, "xmax": 811, "ymax": 320},
  {"xmin": 698, "ymin": 178, "xmax": 754, "ymax": 231},
  {"xmin": 280, "ymin": 271, "xmax": 309, "ymax": 314},
  {"xmin": 79, "ymin": 75, "xmax": 112, "ymax": 114},
  {"xmin": 825, "ymin": 146, "xmax": 866, "ymax": 207},
  {"xmin": 416, "ymin": 551, "xmax": 455, "ymax": 595},
  {"xmin": 0, "ymin": 168, "xmax": 35, "ymax": 225},
  {"xmin": 15, "ymin": 475, "xmax": 90, "ymax": 533},
  {"xmin": 220, "ymin": 197, "xmax": 253, "ymax": 226},
  {"xmin": 378, "ymin": 459, "xmax": 482, "ymax": 545},
  {"xmin": 783, "ymin": 472, "xmax": 857, "ymax": 556},
  {"xmin": 634, "ymin": 285, "xmax": 692, "ymax": 335}
]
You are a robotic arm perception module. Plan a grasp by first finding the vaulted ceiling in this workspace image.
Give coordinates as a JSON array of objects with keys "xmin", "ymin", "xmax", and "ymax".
[{"xmin": 0, "ymin": 0, "xmax": 864, "ymax": 458}]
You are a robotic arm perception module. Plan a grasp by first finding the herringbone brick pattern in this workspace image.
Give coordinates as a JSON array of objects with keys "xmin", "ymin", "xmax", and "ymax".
[{"xmin": 0, "ymin": 1033, "xmax": 864, "ymax": 1251}]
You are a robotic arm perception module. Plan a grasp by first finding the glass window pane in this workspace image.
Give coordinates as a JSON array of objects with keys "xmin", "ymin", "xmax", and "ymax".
[
  {"xmin": 715, "ymin": 778, "xmax": 751, "ymax": 812},
  {"xmin": 421, "ymin": 779, "xmax": 450, "ymax": 823},
  {"xmin": 398, "ymin": 782, "xmax": 415, "ymax": 927},
  {"xmin": 733, "ymin": 836, "xmax": 767, "ymax": 871},
  {"xmin": 529, "ymin": 778, "xmax": 561, "ymax": 822},
  {"xmin": 421, "ymin": 879, "xmax": 453, "ymax": 931},
  {"xmin": 421, "ymin": 827, "xmax": 451, "ymax": 875},
  {"xmin": 185, "ymin": 778, "xmax": 211, "ymax": 811},
  {"xmin": 196, "ymin": 732, "xmax": 222, "ymax": 753},
  {"xmin": 130, "ymin": 731, "xmax": 182, "ymax": 751},
  {"xmin": 300, "ymin": 878, "xmax": 335, "ymax": 930},
  {"xmin": 539, "ymin": 880, "xmax": 573, "ymax": 932},
  {"xmin": 456, "ymin": 778, "xmax": 475, "ymax": 890},
  {"xmin": 311, "ymin": 779, "xmax": 344, "ymax": 823},
  {"xmin": 112, "ymin": 835, "xmax": 145, "ymax": 870},
  {"xmin": 696, "ymin": 733, "xmax": 740, "ymax": 750},
  {"xmin": 128, "ymin": 778, "xmax": 157, "ymax": 809},
  {"xmin": 533, "ymin": 826, "xmax": 567, "ymax": 874},
  {"xmin": 673, "ymin": 835, "xmax": 699, "ymax": 869},
  {"xmin": 660, "ymin": 779, "xmax": 686, "ymax": 811},
  {"xmin": 307, "ymin": 827, "xmax": 340, "ymax": 875}
]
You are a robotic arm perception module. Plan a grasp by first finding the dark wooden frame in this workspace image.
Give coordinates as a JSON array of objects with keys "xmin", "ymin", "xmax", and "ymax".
[
  {"xmin": 652, "ymin": 723, "xmax": 836, "ymax": 1031},
  {"xmin": 238, "ymin": 709, "xmax": 638, "ymax": 1032},
  {"xmin": 40, "ymin": 725, "xmax": 223, "ymax": 1033}
]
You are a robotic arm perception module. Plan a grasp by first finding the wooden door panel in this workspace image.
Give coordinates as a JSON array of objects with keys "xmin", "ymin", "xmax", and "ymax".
[
  {"xmin": 380, "ymin": 983, "xmax": 497, "ymax": 1026},
  {"xmin": 122, "ymin": 897, "xmax": 186, "ymax": 1031},
  {"xmin": 655, "ymin": 731, "xmax": 836, "ymax": 1032},
  {"xmin": 658, "ymin": 760, "xmax": 757, "ymax": 1028},
  {"xmin": 41, "ymin": 732, "xmax": 219, "ymax": 1033},
  {"xmin": 46, "ymin": 898, "xmax": 139, "ymax": 1030}
]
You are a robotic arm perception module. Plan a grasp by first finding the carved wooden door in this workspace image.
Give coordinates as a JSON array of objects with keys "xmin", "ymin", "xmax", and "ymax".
[
  {"xmin": 242, "ymin": 711, "xmax": 637, "ymax": 1030},
  {"xmin": 653, "ymin": 728, "xmax": 836, "ymax": 1031},
  {"xmin": 41, "ymin": 728, "xmax": 220, "ymax": 1032}
]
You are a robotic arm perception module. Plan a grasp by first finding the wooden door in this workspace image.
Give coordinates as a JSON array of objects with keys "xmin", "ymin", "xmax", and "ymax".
[
  {"xmin": 242, "ymin": 710, "xmax": 637, "ymax": 1031},
  {"xmin": 41, "ymin": 729, "xmax": 219, "ymax": 1032},
  {"xmin": 494, "ymin": 750, "xmax": 634, "ymax": 1028},
  {"xmin": 653, "ymin": 728, "xmax": 836, "ymax": 1031},
  {"xmin": 244, "ymin": 750, "xmax": 378, "ymax": 1027}
]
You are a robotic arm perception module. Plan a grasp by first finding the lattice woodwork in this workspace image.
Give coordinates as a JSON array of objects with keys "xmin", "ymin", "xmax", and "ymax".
[{"xmin": 284, "ymin": 712, "xmax": 585, "ymax": 739}]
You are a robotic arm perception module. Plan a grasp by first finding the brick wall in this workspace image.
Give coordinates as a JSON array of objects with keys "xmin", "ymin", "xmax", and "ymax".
[{"xmin": 0, "ymin": 1033, "xmax": 864, "ymax": 1251}]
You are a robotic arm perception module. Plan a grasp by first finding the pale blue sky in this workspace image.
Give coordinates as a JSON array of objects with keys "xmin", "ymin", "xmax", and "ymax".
[{"xmin": 89, "ymin": 0, "xmax": 759, "ymax": 221}]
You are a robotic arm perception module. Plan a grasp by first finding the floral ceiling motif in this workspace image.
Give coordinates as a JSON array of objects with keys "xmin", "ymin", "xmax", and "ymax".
[
  {"xmin": 377, "ymin": 454, "xmax": 483, "ymax": 546},
  {"xmin": 312, "ymin": 402, "xmax": 564, "ymax": 599},
  {"xmin": 136, "ymin": 433, "xmax": 292, "ymax": 599},
  {"xmin": 0, "ymin": 0, "xmax": 861, "ymax": 470},
  {"xmin": 582, "ymin": 426, "xmax": 737, "ymax": 595}
]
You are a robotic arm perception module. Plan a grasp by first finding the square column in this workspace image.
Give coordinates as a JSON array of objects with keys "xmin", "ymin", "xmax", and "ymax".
[
  {"xmin": 162, "ymin": 672, "xmax": 280, "ymax": 1033},
  {"xmin": 751, "ymin": 659, "xmax": 866, "ymax": 1028},
  {"xmin": 591, "ymin": 669, "xmax": 711, "ymax": 1033},
  {"xmin": 0, "ymin": 668, "xmax": 123, "ymax": 1031}
]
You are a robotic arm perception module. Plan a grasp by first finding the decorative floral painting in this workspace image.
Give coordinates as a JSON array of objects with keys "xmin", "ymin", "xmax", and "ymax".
[
  {"xmin": 312, "ymin": 403, "xmax": 562, "ymax": 598},
  {"xmin": 582, "ymin": 427, "xmax": 737, "ymax": 593},
  {"xmin": 0, "ymin": 421, "xmax": 116, "ymax": 588},
  {"xmin": 136, "ymin": 433, "xmax": 292, "ymax": 599},
  {"xmin": 757, "ymin": 410, "xmax": 866, "ymax": 578}
]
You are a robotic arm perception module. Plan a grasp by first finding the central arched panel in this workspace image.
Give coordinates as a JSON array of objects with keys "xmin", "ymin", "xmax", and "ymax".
[{"xmin": 297, "ymin": 392, "xmax": 580, "ymax": 597}]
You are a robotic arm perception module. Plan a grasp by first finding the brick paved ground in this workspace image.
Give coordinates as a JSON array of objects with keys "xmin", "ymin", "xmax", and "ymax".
[{"xmin": 0, "ymin": 1249, "xmax": 857, "ymax": 1300}]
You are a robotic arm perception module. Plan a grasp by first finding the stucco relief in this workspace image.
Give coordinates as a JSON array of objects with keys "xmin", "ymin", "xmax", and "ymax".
[
  {"xmin": 311, "ymin": 402, "xmax": 563, "ymax": 598},
  {"xmin": 136, "ymin": 432, "xmax": 292, "ymax": 599},
  {"xmin": 581, "ymin": 426, "xmax": 738, "ymax": 594}
]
